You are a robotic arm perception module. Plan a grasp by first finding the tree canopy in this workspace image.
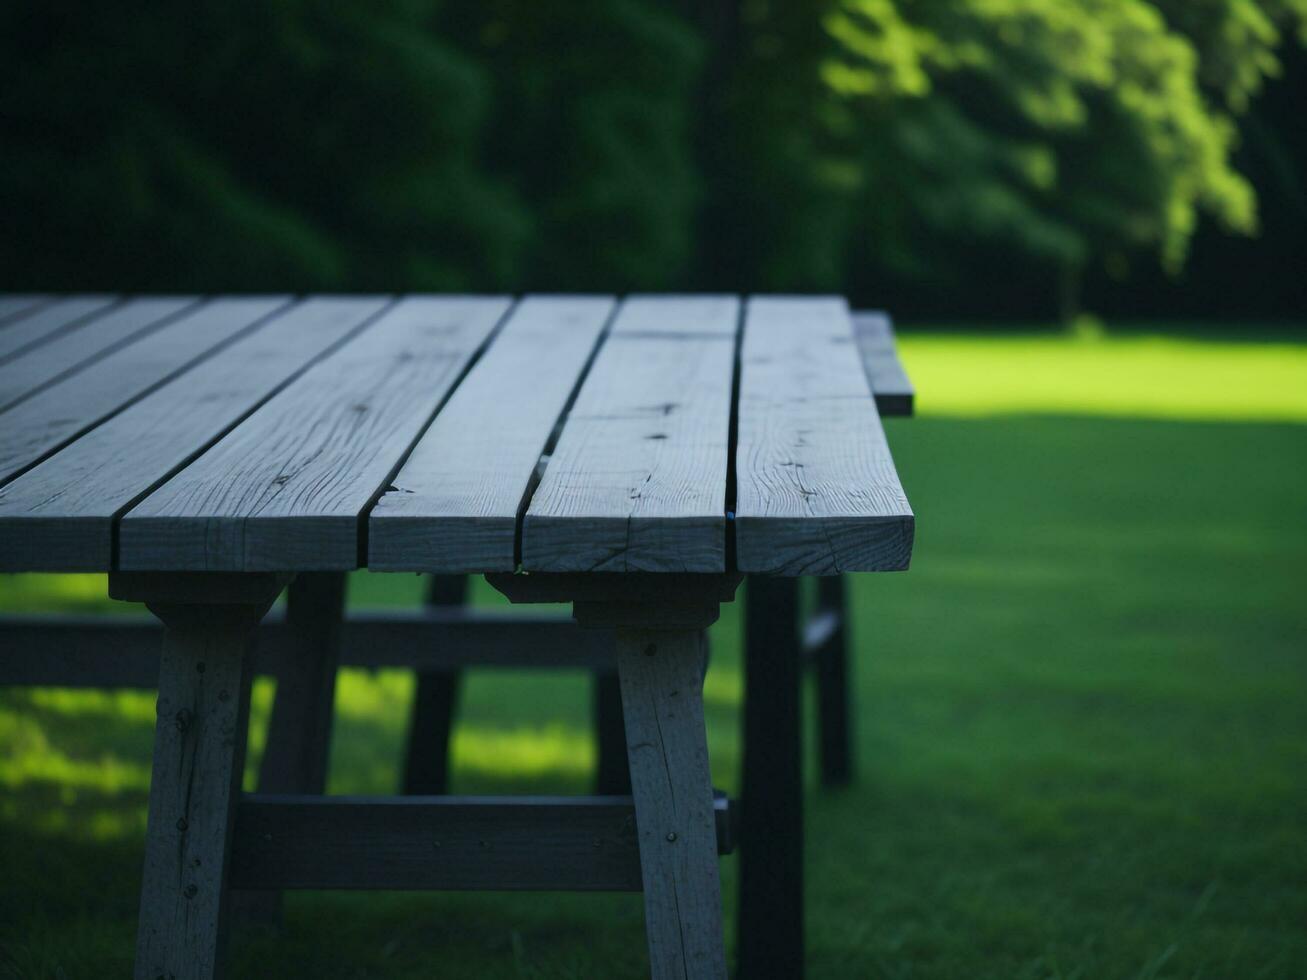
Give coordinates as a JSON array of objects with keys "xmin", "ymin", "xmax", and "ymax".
[{"xmin": 2, "ymin": 0, "xmax": 1303, "ymax": 318}]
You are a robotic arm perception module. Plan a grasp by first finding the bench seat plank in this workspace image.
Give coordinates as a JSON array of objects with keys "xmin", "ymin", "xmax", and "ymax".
[
  {"xmin": 0, "ymin": 296, "xmax": 291, "ymax": 483},
  {"xmin": 370, "ymin": 295, "xmax": 614, "ymax": 572},
  {"xmin": 0, "ymin": 298, "xmax": 388, "ymax": 571},
  {"xmin": 521, "ymin": 295, "xmax": 738, "ymax": 573},
  {"xmin": 119, "ymin": 296, "xmax": 511, "ymax": 572},
  {"xmin": 0, "ymin": 295, "xmax": 118, "ymax": 362},
  {"xmin": 854, "ymin": 311, "xmax": 914, "ymax": 417},
  {"xmin": 0, "ymin": 296, "xmax": 200, "ymax": 411},
  {"xmin": 734, "ymin": 296, "xmax": 914, "ymax": 574}
]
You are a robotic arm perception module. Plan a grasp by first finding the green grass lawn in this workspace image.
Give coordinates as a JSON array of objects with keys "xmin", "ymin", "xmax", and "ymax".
[{"xmin": 2, "ymin": 327, "xmax": 1306, "ymax": 978}]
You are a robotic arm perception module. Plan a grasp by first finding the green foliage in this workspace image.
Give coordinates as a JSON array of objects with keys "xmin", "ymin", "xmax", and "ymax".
[
  {"xmin": 0, "ymin": 0, "xmax": 527, "ymax": 291},
  {"xmin": 440, "ymin": 1, "xmax": 704, "ymax": 291},
  {"xmin": 817, "ymin": 0, "xmax": 1306, "ymax": 307},
  {"xmin": 0, "ymin": 1, "xmax": 1302, "ymax": 313}
]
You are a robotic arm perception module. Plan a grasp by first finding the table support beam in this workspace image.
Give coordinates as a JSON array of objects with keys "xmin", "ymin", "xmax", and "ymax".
[{"xmin": 228, "ymin": 793, "xmax": 735, "ymax": 891}]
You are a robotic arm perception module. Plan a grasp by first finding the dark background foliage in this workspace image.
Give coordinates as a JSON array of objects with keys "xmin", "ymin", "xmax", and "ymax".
[{"xmin": 1, "ymin": 0, "xmax": 1303, "ymax": 321}]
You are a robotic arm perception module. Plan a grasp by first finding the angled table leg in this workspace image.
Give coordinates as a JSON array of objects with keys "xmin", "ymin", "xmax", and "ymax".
[
  {"xmin": 616, "ymin": 625, "xmax": 725, "ymax": 980},
  {"xmin": 402, "ymin": 574, "xmax": 468, "ymax": 794},
  {"xmin": 487, "ymin": 573, "xmax": 738, "ymax": 980},
  {"xmin": 739, "ymin": 575, "xmax": 804, "ymax": 978},
  {"xmin": 238, "ymin": 571, "xmax": 347, "ymax": 925},
  {"xmin": 110, "ymin": 572, "xmax": 287, "ymax": 980}
]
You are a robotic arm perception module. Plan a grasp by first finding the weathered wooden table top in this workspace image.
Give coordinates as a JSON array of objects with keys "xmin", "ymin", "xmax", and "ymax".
[{"xmin": 0, "ymin": 295, "xmax": 913, "ymax": 576}]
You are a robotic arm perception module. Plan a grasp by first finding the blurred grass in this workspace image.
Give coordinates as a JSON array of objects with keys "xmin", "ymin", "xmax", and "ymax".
[
  {"xmin": 1, "ymin": 327, "xmax": 1305, "ymax": 977},
  {"xmin": 898, "ymin": 325, "xmax": 1307, "ymax": 421}
]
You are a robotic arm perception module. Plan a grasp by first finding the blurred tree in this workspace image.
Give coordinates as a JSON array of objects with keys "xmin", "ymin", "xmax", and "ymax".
[
  {"xmin": 0, "ymin": 0, "xmax": 527, "ymax": 291},
  {"xmin": 0, "ymin": 0, "xmax": 1302, "ymax": 318},
  {"xmin": 817, "ymin": 0, "xmax": 1307, "ymax": 317},
  {"xmin": 440, "ymin": 0, "xmax": 703, "ymax": 291}
]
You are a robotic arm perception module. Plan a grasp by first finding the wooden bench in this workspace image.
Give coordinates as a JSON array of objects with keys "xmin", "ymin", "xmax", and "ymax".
[{"xmin": 0, "ymin": 294, "xmax": 914, "ymax": 979}]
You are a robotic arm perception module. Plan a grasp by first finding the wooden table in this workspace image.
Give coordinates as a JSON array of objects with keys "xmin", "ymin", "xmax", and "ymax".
[{"xmin": 0, "ymin": 294, "xmax": 914, "ymax": 979}]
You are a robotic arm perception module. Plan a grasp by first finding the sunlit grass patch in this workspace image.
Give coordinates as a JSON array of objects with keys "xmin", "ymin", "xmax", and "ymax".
[
  {"xmin": 898, "ymin": 328, "xmax": 1307, "ymax": 421},
  {"xmin": 451, "ymin": 723, "xmax": 595, "ymax": 782}
]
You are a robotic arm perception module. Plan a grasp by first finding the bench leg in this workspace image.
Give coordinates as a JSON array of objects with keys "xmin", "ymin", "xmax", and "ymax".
[
  {"xmin": 739, "ymin": 576, "xmax": 804, "ymax": 978},
  {"xmin": 617, "ymin": 626, "xmax": 726, "ymax": 980},
  {"xmin": 132, "ymin": 591, "xmax": 277, "ymax": 980},
  {"xmin": 815, "ymin": 575, "xmax": 853, "ymax": 787},
  {"xmin": 237, "ymin": 572, "xmax": 347, "ymax": 925},
  {"xmin": 401, "ymin": 575, "xmax": 467, "ymax": 794}
]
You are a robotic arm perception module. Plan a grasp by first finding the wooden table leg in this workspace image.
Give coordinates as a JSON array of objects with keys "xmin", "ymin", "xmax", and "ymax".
[
  {"xmin": 486, "ymin": 573, "xmax": 739, "ymax": 980},
  {"xmin": 109, "ymin": 573, "xmax": 286, "ymax": 980},
  {"xmin": 402, "ymin": 574, "xmax": 467, "ymax": 794},
  {"xmin": 617, "ymin": 625, "xmax": 727, "ymax": 980},
  {"xmin": 237, "ymin": 571, "xmax": 347, "ymax": 924},
  {"xmin": 815, "ymin": 575, "xmax": 853, "ymax": 787},
  {"xmin": 739, "ymin": 575, "xmax": 804, "ymax": 978}
]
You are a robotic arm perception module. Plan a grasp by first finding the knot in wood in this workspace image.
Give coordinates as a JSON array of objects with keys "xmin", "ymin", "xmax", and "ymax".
[
  {"xmin": 643, "ymin": 644, "xmax": 657, "ymax": 658},
  {"xmin": 666, "ymin": 832, "xmax": 678, "ymax": 843},
  {"xmin": 183, "ymin": 884, "xmax": 198, "ymax": 899},
  {"xmin": 174, "ymin": 708, "xmax": 193, "ymax": 733}
]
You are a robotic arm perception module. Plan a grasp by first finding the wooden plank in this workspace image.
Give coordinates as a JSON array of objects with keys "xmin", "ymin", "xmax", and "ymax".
[
  {"xmin": 0, "ymin": 295, "xmax": 117, "ymax": 362},
  {"xmin": 734, "ymin": 296, "xmax": 914, "ymax": 574},
  {"xmin": 854, "ymin": 311, "xmax": 914, "ymax": 417},
  {"xmin": 0, "ymin": 295, "xmax": 49, "ymax": 324},
  {"xmin": 522, "ymin": 296, "xmax": 738, "ymax": 573},
  {"xmin": 617, "ymin": 626, "xmax": 727, "ymax": 979},
  {"xmin": 0, "ymin": 609, "xmax": 615, "ymax": 687},
  {"xmin": 230, "ymin": 795, "xmax": 644, "ymax": 891},
  {"xmin": 120, "ymin": 296, "xmax": 511, "ymax": 572},
  {"xmin": 0, "ymin": 297, "xmax": 389, "ymax": 570},
  {"xmin": 0, "ymin": 296, "xmax": 199, "ymax": 411},
  {"xmin": 370, "ymin": 295, "xmax": 614, "ymax": 572},
  {"xmin": 0, "ymin": 296, "xmax": 290, "ymax": 483},
  {"xmin": 133, "ymin": 595, "xmax": 275, "ymax": 980},
  {"xmin": 229, "ymin": 795, "xmax": 736, "ymax": 892}
]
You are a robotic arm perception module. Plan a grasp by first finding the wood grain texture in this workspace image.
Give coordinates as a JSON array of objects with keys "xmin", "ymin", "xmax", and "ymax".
[
  {"xmin": 133, "ymin": 599, "xmax": 270, "ymax": 980},
  {"xmin": 0, "ymin": 297, "xmax": 388, "ymax": 571},
  {"xmin": 0, "ymin": 296, "xmax": 290, "ymax": 484},
  {"xmin": 0, "ymin": 296, "xmax": 199, "ymax": 411},
  {"xmin": 370, "ymin": 295, "xmax": 614, "ymax": 572},
  {"xmin": 854, "ymin": 311, "xmax": 914, "ymax": 417},
  {"xmin": 734, "ymin": 296, "xmax": 914, "ymax": 575},
  {"xmin": 0, "ymin": 295, "xmax": 49, "ymax": 324},
  {"xmin": 522, "ymin": 296, "xmax": 738, "ymax": 573},
  {"xmin": 0, "ymin": 295, "xmax": 117, "ymax": 362},
  {"xmin": 618, "ymin": 627, "xmax": 727, "ymax": 980},
  {"xmin": 121, "ymin": 296, "xmax": 511, "ymax": 571}
]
